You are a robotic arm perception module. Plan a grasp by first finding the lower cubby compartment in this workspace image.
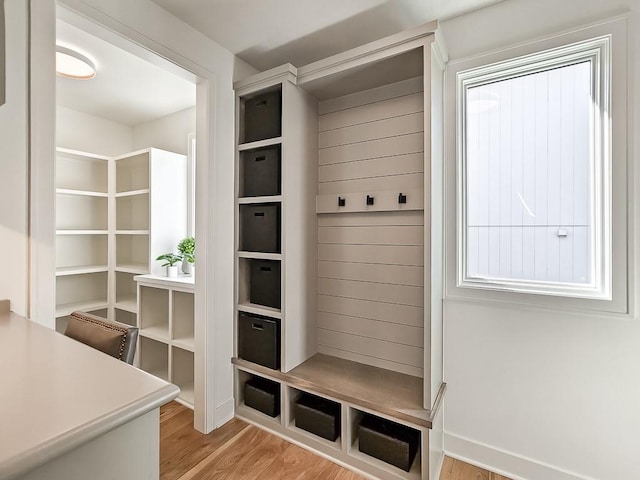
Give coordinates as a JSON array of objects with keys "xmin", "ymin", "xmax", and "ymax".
[
  {"xmin": 238, "ymin": 370, "xmax": 281, "ymax": 421},
  {"xmin": 115, "ymin": 308, "xmax": 136, "ymax": 326},
  {"xmin": 350, "ymin": 408, "xmax": 421, "ymax": 476},
  {"xmin": 289, "ymin": 388, "xmax": 341, "ymax": 444},
  {"xmin": 139, "ymin": 336, "xmax": 169, "ymax": 381},
  {"xmin": 172, "ymin": 346, "xmax": 194, "ymax": 407}
]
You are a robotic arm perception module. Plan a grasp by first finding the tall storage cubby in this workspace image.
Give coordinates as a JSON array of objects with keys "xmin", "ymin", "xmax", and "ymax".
[
  {"xmin": 54, "ymin": 147, "xmax": 187, "ymax": 332},
  {"xmin": 135, "ymin": 274, "xmax": 196, "ymax": 409},
  {"xmin": 233, "ymin": 23, "xmax": 447, "ymax": 480},
  {"xmin": 112, "ymin": 148, "xmax": 187, "ymax": 325},
  {"xmin": 234, "ymin": 65, "xmax": 318, "ymax": 375},
  {"xmin": 55, "ymin": 148, "xmax": 110, "ymax": 332}
]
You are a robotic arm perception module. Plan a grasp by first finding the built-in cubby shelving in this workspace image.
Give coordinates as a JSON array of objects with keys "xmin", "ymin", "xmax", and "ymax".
[
  {"xmin": 135, "ymin": 274, "xmax": 196, "ymax": 409},
  {"xmin": 233, "ymin": 22, "xmax": 446, "ymax": 480},
  {"xmin": 54, "ymin": 147, "xmax": 187, "ymax": 328}
]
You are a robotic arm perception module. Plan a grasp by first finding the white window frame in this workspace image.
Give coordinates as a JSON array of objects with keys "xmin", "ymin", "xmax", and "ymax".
[{"xmin": 445, "ymin": 17, "xmax": 629, "ymax": 314}]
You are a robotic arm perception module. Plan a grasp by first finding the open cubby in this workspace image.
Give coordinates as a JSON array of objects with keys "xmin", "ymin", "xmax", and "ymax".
[
  {"xmin": 56, "ymin": 194, "xmax": 108, "ymax": 231},
  {"xmin": 238, "ymin": 311, "xmax": 281, "ymax": 370},
  {"xmin": 56, "ymin": 272, "xmax": 108, "ymax": 315},
  {"xmin": 139, "ymin": 285, "xmax": 169, "ymax": 340},
  {"xmin": 172, "ymin": 290, "xmax": 194, "ymax": 348},
  {"xmin": 115, "ymin": 308, "xmax": 137, "ymax": 326},
  {"xmin": 172, "ymin": 346, "xmax": 195, "ymax": 407},
  {"xmin": 239, "ymin": 145, "xmax": 281, "ymax": 198},
  {"xmin": 139, "ymin": 337, "xmax": 168, "ymax": 381},
  {"xmin": 238, "ymin": 85, "xmax": 282, "ymax": 144},
  {"xmin": 116, "ymin": 234, "xmax": 149, "ymax": 271},
  {"xmin": 115, "ymin": 152, "xmax": 149, "ymax": 193},
  {"xmin": 116, "ymin": 193, "xmax": 149, "ymax": 231},
  {"xmin": 56, "ymin": 234, "xmax": 107, "ymax": 271},
  {"xmin": 237, "ymin": 370, "xmax": 281, "ymax": 421},
  {"xmin": 115, "ymin": 272, "xmax": 137, "ymax": 311},
  {"xmin": 350, "ymin": 408, "xmax": 422, "ymax": 477},
  {"xmin": 56, "ymin": 150, "xmax": 108, "ymax": 193},
  {"xmin": 288, "ymin": 387, "xmax": 342, "ymax": 449},
  {"xmin": 238, "ymin": 258, "xmax": 282, "ymax": 312}
]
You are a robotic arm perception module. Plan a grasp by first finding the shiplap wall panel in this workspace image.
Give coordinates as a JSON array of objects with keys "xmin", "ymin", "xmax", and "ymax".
[
  {"xmin": 319, "ymin": 112, "xmax": 423, "ymax": 149},
  {"xmin": 318, "ymin": 211, "xmax": 423, "ymax": 227},
  {"xmin": 319, "ymin": 152, "xmax": 423, "ymax": 183},
  {"xmin": 317, "ymin": 345, "xmax": 423, "ymax": 377},
  {"xmin": 318, "ymin": 244, "xmax": 424, "ymax": 266},
  {"xmin": 318, "ymin": 261, "xmax": 424, "ymax": 286},
  {"xmin": 319, "ymin": 77, "xmax": 423, "ymax": 115},
  {"xmin": 318, "ymin": 172, "xmax": 424, "ymax": 195},
  {"xmin": 466, "ymin": 61, "xmax": 592, "ymax": 284},
  {"xmin": 317, "ymin": 78, "xmax": 425, "ymax": 377},
  {"xmin": 317, "ymin": 329, "xmax": 424, "ymax": 368},
  {"xmin": 317, "ymin": 294, "xmax": 423, "ymax": 328},
  {"xmin": 319, "ymin": 134, "xmax": 423, "ymax": 167},
  {"xmin": 318, "ymin": 278, "xmax": 423, "ymax": 307},
  {"xmin": 317, "ymin": 312, "xmax": 423, "ymax": 347},
  {"xmin": 319, "ymin": 92, "xmax": 423, "ymax": 132},
  {"xmin": 318, "ymin": 225, "xmax": 424, "ymax": 246}
]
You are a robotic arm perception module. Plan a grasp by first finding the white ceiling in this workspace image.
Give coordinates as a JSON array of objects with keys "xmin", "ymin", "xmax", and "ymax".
[
  {"xmin": 149, "ymin": 0, "xmax": 505, "ymax": 71},
  {"xmin": 56, "ymin": 0, "xmax": 502, "ymax": 124},
  {"xmin": 56, "ymin": 20, "xmax": 196, "ymax": 126}
]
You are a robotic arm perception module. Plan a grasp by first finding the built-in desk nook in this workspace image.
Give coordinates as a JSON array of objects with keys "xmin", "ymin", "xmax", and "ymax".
[
  {"xmin": 233, "ymin": 22, "xmax": 446, "ymax": 480},
  {"xmin": 0, "ymin": 300, "xmax": 179, "ymax": 480}
]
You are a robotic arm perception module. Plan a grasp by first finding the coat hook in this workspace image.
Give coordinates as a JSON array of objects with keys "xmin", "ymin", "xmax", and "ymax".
[
  {"xmin": 366, "ymin": 195, "xmax": 374, "ymax": 206},
  {"xmin": 398, "ymin": 193, "xmax": 407, "ymax": 204},
  {"xmin": 337, "ymin": 196, "xmax": 346, "ymax": 207}
]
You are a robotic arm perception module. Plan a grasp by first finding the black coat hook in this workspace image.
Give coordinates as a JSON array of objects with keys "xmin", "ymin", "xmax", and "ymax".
[
  {"xmin": 398, "ymin": 193, "xmax": 407, "ymax": 204},
  {"xmin": 337, "ymin": 196, "xmax": 346, "ymax": 207},
  {"xmin": 366, "ymin": 195, "xmax": 374, "ymax": 206}
]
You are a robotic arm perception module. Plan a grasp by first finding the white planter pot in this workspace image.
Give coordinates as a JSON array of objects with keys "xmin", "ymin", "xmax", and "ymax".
[
  {"xmin": 181, "ymin": 258, "xmax": 193, "ymax": 276},
  {"xmin": 167, "ymin": 265, "xmax": 179, "ymax": 278}
]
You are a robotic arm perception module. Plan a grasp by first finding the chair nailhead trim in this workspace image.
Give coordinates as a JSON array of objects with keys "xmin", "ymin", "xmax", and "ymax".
[{"xmin": 70, "ymin": 312, "xmax": 128, "ymax": 360}]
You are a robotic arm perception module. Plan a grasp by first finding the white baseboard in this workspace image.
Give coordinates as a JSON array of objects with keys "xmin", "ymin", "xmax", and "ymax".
[
  {"xmin": 444, "ymin": 432, "xmax": 599, "ymax": 480},
  {"xmin": 215, "ymin": 398, "xmax": 235, "ymax": 427}
]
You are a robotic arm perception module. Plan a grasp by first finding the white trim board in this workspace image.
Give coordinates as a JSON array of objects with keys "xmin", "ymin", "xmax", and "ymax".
[{"xmin": 444, "ymin": 432, "xmax": 600, "ymax": 480}]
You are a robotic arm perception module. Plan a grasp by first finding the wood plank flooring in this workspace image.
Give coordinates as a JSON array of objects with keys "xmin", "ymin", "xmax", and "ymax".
[{"xmin": 160, "ymin": 402, "xmax": 511, "ymax": 480}]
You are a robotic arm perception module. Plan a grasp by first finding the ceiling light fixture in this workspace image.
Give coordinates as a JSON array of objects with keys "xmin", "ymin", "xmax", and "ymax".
[{"xmin": 56, "ymin": 46, "xmax": 96, "ymax": 79}]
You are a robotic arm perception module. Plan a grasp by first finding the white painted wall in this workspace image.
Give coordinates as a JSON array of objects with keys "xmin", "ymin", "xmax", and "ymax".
[
  {"xmin": 56, "ymin": 106, "xmax": 133, "ymax": 155},
  {"xmin": 440, "ymin": 1, "xmax": 639, "ymax": 479},
  {"xmin": 0, "ymin": 0, "xmax": 28, "ymax": 316},
  {"xmin": 132, "ymin": 106, "xmax": 195, "ymax": 155}
]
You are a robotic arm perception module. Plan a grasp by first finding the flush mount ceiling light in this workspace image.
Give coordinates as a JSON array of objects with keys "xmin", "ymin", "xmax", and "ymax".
[{"xmin": 56, "ymin": 46, "xmax": 96, "ymax": 79}]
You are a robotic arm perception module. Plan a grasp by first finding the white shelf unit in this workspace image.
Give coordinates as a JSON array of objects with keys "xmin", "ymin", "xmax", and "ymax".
[
  {"xmin": 135, "ymin": 274, "xmax": 197, "ymax": 410},
  {"xmin": 232, "ymin": 23, "xmax": 446, "ymax": 480},
  {"xmin": 54, "ymin": 147, "xmax": 187, "ymax": 334},
  {"xmin": 55, "ymin": 149, "xmax": 110, "ymax": 332}
]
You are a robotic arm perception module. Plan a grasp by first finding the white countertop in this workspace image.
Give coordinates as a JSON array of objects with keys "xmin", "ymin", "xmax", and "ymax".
[{"xmin": 0, "ymin": 312, "xmax": 179, "ymax": 480}]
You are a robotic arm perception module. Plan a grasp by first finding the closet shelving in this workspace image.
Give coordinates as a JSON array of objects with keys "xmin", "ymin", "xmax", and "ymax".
[
  {"xmin": 55, "ymin": 149, "xmax": 110, "ymax": 327},
  {"xmin": 54, "ymin": 147, "xmax": 187, "ymax": 332},
  {"xmin": 233, "ymin": 22, "xmax": 447, "ymax": 480}
]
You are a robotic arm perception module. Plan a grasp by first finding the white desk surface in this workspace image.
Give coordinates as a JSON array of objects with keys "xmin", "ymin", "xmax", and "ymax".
[{"xmin": 0, "ymin": 312, "xmax": 179, "ymax": 480}]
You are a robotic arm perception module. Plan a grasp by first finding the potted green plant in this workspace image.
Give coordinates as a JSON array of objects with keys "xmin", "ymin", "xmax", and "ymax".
[
  {"xmin": 156, "ymin": 253, "xmax": 182, "ymax": 278},
  {"xmin": 177, "ymin": 236, "xmax": 195, "ymax": 276}
]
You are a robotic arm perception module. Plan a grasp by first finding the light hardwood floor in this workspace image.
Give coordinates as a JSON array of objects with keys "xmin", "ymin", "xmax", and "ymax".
[{"xmin": 160, "ymin": 402, "xmax": 511, "ymax": 480}]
